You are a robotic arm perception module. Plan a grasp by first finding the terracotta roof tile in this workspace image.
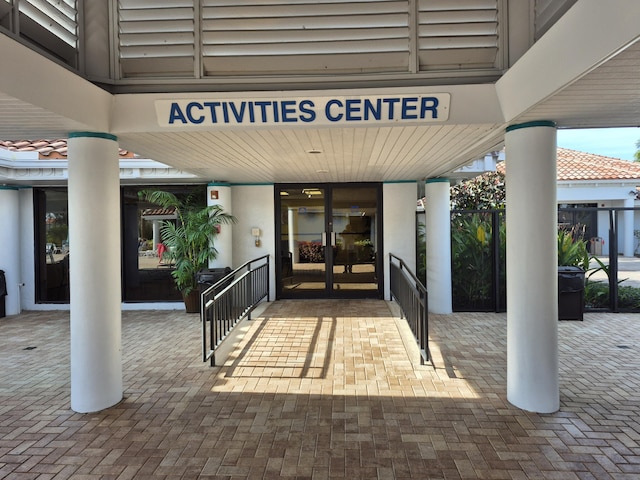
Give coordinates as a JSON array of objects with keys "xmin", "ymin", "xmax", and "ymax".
[
  {"xmin": 141, "ymin": 207, "xmax": 176, "ymax": 217},
  {"xmin": 497, "ymin": 148, "xmax": 640, "ymax": 181},
  {"xmin": 556, "ymin": 148, "xmax": 640, "ymax": 180},
  {"xmin": 0, "ymin": 139, "xmax": 136, "ymax": 159}
]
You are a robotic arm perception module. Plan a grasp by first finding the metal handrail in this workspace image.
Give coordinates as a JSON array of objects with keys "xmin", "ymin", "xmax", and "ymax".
[
  {"xmin": 389, "ymin": 253, "xmax": 429, "ymax": 364},
  {"xmin": 201, "ymin": 255, "xmax": 270, "ymax": 366}
]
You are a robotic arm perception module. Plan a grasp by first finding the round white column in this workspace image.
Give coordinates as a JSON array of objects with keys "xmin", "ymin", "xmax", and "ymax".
[
  {"xmin": 208, "ymin": 183, "xmax": 233, "ymax": 268},
  {"xmin": 425, "ymin": 178, "xmax": 452, "ymax": 314},
  {"xmin": 505, "ymin": 121, "xmax": 559, "ymax": 413},
  {"xmin": 68, "ymin": 132, "xmax": 122, "ymax": 413},
  {"xmin": 0, "ymin": 187, "xmax": 21, "ymax": 315},
  {"xmin": 623, "ymin": 198, "xmax": 634, "ymax": 256},
  {"xmin": 288, "ymin": 208, "xmax": 299, "ymax": 264},
  {"xmin": 152, "ymin": 220, "xmax": 161, "ymax": 251}
]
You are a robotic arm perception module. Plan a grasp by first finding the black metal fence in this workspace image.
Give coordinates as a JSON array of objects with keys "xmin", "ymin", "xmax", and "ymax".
[
  {"xmin": 389, "ymin": 253, "xmax": 429, "ymax": 364},
  {"xmin": 201, "ymin": 255, "xmax": 270, "ymax": 366},
  {"xmin": 448, "ymin": 207, "xmax": 640, "ymax": 313},
  {"xmin": 451, "ymin": 209, "xmax": 506, "ymax": 312}
]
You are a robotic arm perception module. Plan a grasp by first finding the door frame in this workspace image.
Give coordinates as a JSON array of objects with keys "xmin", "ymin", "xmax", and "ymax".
[{"xmin": 274, "ymin": 182, "xmax": 383, "ymax": 299}]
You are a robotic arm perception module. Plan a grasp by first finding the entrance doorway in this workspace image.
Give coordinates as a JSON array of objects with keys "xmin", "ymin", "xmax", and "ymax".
[{"xmin": 275, "ymin": 183, "xmax": 382, "ymax": 299}]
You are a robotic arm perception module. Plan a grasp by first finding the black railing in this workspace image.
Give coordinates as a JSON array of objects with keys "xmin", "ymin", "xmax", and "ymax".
[
  {"xmin": 389, "ymin": 253, "xmax": 429, "ymax": 364},
  {"xmin": 201, "ymin": 255, "xmax": 270, "ymax": 366}
]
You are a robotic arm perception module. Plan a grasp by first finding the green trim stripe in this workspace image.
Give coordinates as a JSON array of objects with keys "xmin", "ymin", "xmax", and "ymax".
[
  {"xmin": 383, "ymin": 180, "xmax": 417, "ymax": 184},
  {"xmin": 506, "ymin": 120, "xmax": 556, "ymax": 133},
  {"xmin": 426, "ymin": 177, "xmax": 450, "ymax": 184},
  {"xmin": 69, "ymin": 132, "xmax": 118, "ymax": 142},
  {"xmin": 208, "ymin": 182, "xmax": 231, "ymax": 187}
]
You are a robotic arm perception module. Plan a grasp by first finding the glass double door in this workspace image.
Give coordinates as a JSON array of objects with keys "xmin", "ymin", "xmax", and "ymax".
[{"xmin": 276, "ymin": 183, "xmax": 382, "ymax": 299}]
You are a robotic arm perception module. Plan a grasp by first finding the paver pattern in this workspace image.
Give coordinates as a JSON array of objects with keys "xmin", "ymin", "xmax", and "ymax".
[{"xmin": 1, "ymin": 300, "xmax": 639, "ymax": 479}]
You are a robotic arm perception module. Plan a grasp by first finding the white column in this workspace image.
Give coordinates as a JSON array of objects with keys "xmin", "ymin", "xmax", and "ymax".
[
  {"xmin": 288, "ymin": 208, "xmax": 299, "ymax": 264},
  {"xmin": 383, "ymin": 182, "xmax": 417, "ymax": 301},
  {"xmin": 152, "ymin": 220, "xmax": 161, "ymax": 251},
  {"xmin": 505, "ymin": 121, "xmax": 559, "ymax": 413},
  {"xmin": 0, "ymin": 187, "xmax": 21, "ymax": 315},
  {"xmin": 208, "ymin": 183, "xmax": 233, "ymax": 268},
  {"xmin": 425, "ymin": 178, "xmax": 452, "ymax": 314},
  {"xmin": 623, "ymin": 198, "xmax": 634, "ymax": 257},
  {"xmin": 68, "ymin": 132, "xmax": 122, "ymax": 413}
]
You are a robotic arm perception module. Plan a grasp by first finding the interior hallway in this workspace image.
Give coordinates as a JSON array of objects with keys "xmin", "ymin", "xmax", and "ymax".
[{"xmin": 1, "ymin": 300, "xmax": 639, "ymax": 479}]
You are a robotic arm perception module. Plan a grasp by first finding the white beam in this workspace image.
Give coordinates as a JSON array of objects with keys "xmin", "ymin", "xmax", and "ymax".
[
  {"xmin": 496, "ymin": 0, "xmax": 640, "ymax": 123},
  {"xmin": 0, "ymin": 34, "xmax": 112, "ymax": 133},
  {"xmin": 111, "ymin": 84, "xmax": 504, "ymax": 134}
]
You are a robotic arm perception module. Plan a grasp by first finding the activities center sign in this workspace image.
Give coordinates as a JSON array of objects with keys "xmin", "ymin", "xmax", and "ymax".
[{"xmin": 156, "ymin": 93, "xmax": 450, "ymax": 128}]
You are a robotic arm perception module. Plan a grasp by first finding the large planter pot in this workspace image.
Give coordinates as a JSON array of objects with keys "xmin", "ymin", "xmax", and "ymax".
[{"xmin": 183, "ymin": 290, "xmax": 200, "ymax": 313}]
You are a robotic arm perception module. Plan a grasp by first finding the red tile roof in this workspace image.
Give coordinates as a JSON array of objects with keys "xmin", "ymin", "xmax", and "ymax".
[
  {"xmin": 141, "ymin": 207, "xmax": 176, "ymax": 217},
  {"xmin": 556, "ymin": 148, "xmax": 640, "ymax": 181},
  {"xmin": 0, "ymin": 139, "xmax": 136, "ymax": 159},
  {"xmin": 497, "ymin": 148, "xmax": 640, "ymax": 181}
]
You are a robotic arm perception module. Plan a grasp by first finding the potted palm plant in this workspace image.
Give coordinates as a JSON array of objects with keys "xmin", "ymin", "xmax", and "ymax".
[{"xmin": 140, "ymin": 190, "xmax": 236, "ymax": 313}]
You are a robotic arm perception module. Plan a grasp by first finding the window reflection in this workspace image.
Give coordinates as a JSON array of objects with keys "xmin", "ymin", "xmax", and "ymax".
[
  {"xmin": 38, "ymin": 189, "xmax": 70, "ymax": 302},
  {"xmin": 34, "ymin": 185, "xmax": 206, "ymax": 303}
]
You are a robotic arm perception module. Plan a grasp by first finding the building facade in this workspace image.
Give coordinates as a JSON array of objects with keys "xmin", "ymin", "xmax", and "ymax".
[{"xmin": 1, "ymin": 0, "xmax": 640, "ymax": 413}]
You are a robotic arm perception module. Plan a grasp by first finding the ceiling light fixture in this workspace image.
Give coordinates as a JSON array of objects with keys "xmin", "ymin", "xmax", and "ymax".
[
  {"xmin": 302, "ymin": 188, "xmax": 323, "ymax": 197},
  {"xmin": 307, "ymin": 149, "xmax": 322, "ymax": 154}
]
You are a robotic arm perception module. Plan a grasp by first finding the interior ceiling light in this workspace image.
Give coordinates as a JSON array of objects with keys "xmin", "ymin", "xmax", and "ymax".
[
  {"xmin": 302, "ymin": 188, "xmax": 323, "ymax": 197},
  {"xmin": 307, "ymin": 149, "xmax": 322, "ymax": 154}
]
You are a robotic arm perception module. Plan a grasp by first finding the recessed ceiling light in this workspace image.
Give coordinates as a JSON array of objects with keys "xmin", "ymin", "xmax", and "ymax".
[
  {"xmin": 316, "ymin": 169, "xmax": 329, "ymax": 174},
  {"xmin": 307, "ymin": 149, "xmax": 322, "ymax": 154}
]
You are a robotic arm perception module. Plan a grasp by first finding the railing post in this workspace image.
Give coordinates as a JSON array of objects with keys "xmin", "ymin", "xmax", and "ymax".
[
  {"xmin": 389, "ymin": 253, "xmax": 429, "ymax": 365},
  {"xmin": 201, "ymin": 255, "xmax": 271, "ymax": 366}
]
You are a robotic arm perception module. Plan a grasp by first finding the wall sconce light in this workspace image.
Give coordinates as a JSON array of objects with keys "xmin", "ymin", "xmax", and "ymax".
[{"xmin": 252, "ymin": 227, "xmax": 261, "ymax": 247}]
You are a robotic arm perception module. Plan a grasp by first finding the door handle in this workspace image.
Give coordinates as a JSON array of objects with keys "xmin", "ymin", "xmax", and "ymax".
[
  {"xmin": 331, "ymin": 231, "xmax": 336, "ymax": 247},
  {"xmin": 322, "ymin": 231, "xmax": 327, "ymax": 247}
]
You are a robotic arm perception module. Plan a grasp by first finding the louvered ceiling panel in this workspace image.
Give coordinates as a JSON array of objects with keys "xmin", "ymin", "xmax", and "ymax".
[
  {"xmin": 417, "ymin": 0, "xmax": 499, "ymax": 71},
  {"xmin": 201, "ymin": 0, "xmax": 410, "ymax": 76},
  {"xmin": 20, "ymin": 0, "xmax": 77, "ymax": 46},
  {"xmin": 534, "ymin": 0, "xmax": 578, "ymax": 40},
  {"xmin": 118, "ymin": 0, "xmax": 195, "ymax": 77}
]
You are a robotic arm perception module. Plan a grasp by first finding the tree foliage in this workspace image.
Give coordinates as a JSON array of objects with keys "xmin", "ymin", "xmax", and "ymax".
[{"xmin": 450, "ymin": 170, "xmax": 506, "ymax": 210}]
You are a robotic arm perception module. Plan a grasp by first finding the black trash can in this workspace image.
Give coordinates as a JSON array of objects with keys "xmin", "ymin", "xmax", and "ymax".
[
  {"xmin": 197, "ymin": 267, "xmax": 233, "ymax": 294},
  {"xmin": 558, "ymin": 266, "xmax": 585, "ymax": 321},
  {"xmin": 198, "ymin": 267, "xmax": 233, "ymax": 321},
  {"xmin": 0, "ymin": 270, "xmax": 7, "ymax": 318}
]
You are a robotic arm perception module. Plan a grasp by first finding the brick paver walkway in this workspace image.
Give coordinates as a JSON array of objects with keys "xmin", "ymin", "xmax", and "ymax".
[{"xmin": 1, "ymin": 300, "xmax": 640, "ymax": 479}]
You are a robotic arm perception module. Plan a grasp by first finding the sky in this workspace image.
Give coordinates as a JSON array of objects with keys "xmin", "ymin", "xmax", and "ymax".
[{"xmin": 556, "ymin": 127, "xmax": 640, "ymax": 161}]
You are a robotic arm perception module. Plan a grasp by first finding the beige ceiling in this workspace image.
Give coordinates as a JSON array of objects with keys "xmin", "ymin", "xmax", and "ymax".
[
  {"xmin": 517, "ymin": 41, "xmax": 640, "ymax": 129},
  {"xmin": 114, "ymin": 123, "xmax": 505, "ymax": 184}
]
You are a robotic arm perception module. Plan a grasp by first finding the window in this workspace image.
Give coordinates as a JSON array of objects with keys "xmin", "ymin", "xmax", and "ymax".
[{"xmin": 34, "ymin": 188, "xmax": 70, "ymax": 303}]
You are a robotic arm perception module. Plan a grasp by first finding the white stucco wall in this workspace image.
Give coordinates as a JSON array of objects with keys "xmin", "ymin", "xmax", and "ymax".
[
  {"xmin": 231, "ymin": 184, "xmax": 276, "ymax": 301},
  {"xmin": 558, "ymin": 182, "xmax": 639, "ymax": 257},
  {"xmin": 383, "ymin": 182, "xmax": 417, "ymax": 300},
  {"xmin": 18, "ymin": 188, "xmax": 37, "ymax": 311},
  {"xmin": 0, "ymin": 188, "xmax": 21, "ymax": 315}
]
